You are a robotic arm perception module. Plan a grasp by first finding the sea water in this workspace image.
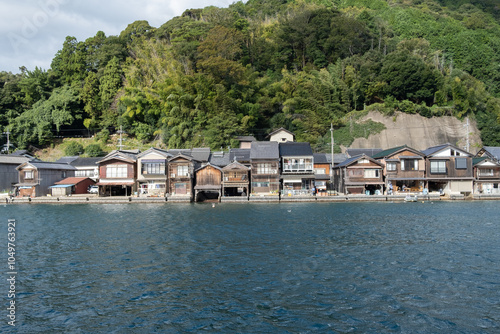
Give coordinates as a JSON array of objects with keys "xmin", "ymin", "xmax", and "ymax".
[{"xmin": 1, "ymin": 201, "xmax": 499, "ymax": 333}]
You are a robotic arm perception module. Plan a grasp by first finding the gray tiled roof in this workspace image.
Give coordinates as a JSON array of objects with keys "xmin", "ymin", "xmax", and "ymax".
[
  {"xmin": 70, "ymin": 157, "xmax": 101, "ymax": 167},
  {"xmin": 191, "ymin": 148, "xmax": 211, "ymax": 162},
  {"xmin": 23, "ymin": 161, "xmax": 77, "ymax": 170},
  {"xmin": 250, "ymin": 141, "xmax": 279, "ymax": 160},
  {"xmin": 0, "ymin": 155, "xmax": 31, "ymax": 165},
  {"xmin": 209, "ymin": 152, "xmax": 231, "ymax": 167},
  {"xmin": 313, "ymin": 153, "xmax": 329, "ymax": 164},
  {"xmin": 229, "ymin": 148, "xmax": 251, "ymax": 162},
  {"xmin": 483, "ymin": 146, "xmax": 500, "ymax": 160},
  {"xmin": 55, "ymin": 156, "xmax": 79, "ymax": 164},
  {"xmin": 279, "ymin": 142, "xmax": 313, "ymax": 157}
]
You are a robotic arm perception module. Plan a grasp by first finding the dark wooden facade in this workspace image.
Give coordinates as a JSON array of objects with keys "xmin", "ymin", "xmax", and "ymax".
[
  {"xmin": 473, "ymin": 158, "xmax": 500, "ymax": 194},
  {"xmin": 222, "ymin": 161, "xmax": 250, "ymax": 197},
  {"xmin": 97, "ymin": 152, "xmax": 138, "ymax": 196},
  {"xmin": 194, "ymin": 164, "xmax": 222, "ymax": 201},
  {"xmin": 167, "ymin": 154, "xmax": 195, "ymax": 198},
  {"xmin": 333, "ymin": 155, "xmax": 384, "ymax": 195}
]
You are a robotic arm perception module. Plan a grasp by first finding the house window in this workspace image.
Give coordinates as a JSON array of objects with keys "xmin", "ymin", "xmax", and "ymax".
[
  {"xmin": 257, "ymin": 163, "xmax": 275, "ymax": 174},
  {"xmin": 142, "ymin": 162, "xmax": 165, "ymax": 175},
  {"xmin": 364, "ymin": 169, "xmax": 380, "ymax": 178},
  {"xmin": 314, "ymin": 168, "xmax": 326, "ymax": 174},
  {"xmin": 106, "ymin": 164, "xmax": 128, "ymax": 178},
  {"xmin": 358, "ymin": 159, "xmax": 369, "ymax": 164},
  {"xmin": 24, "ymin": 170, "xmax": 34, "ymax": 179},
  {"xmin": 75, "ymin": 170, "xmax": 95, "ymax": 177},
  {"xmin": 401, "ymin": 159, "xmax": 418, "ymax": 171},
  {"xmin": 177, "ymin": 165, "xmax": 189, "ymax": 177},
  {"xmin": 430, "ymin": 161, "xmax": 446, "ymax": 174},
  {"xmin": 387, "ymin": 162, "xmax": 397, "ymax": 171},
  {"xmin": 479, "ymin": 169, "xmax": 494, "ymax": 176},
  {"xmin": 455, "ymin": 158, "xmax": 467, "ymax": 169},
  {"xmin": 348, "ymin": 169, "xmax": 363, "ymax": 177}
]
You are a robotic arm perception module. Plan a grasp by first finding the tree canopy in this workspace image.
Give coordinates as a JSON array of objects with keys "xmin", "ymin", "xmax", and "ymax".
[{"xmin": 1, "ymin": 0, "xmax": 500, "ymax": 151}]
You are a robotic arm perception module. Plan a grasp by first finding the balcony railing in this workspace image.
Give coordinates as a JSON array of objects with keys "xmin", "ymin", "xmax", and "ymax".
[{"xmin": 282, "ymin": 164, "xmax": 314, "ymax": 173}]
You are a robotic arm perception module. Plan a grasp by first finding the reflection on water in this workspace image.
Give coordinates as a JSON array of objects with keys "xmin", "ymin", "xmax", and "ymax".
[{"xmin": 1, "ymin": 201, "xmax": 500, "ymax": 332}]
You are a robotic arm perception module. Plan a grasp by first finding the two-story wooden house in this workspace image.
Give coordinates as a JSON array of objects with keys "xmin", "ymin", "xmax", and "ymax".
[
  {"xmin": 194, "ymin": 163, "xmax": 223, "ymax": 202},
  {"xmin": 0, "ymin": 155, "xmax": 31, "ymax": 194},
  {"xmin": 15, "ymin": 161, "xmax": 76, "ymax": 197},
  {"xmin": 97, "ymin": 150, "xmax": 138, "ymax": 196},
  {"xmin": 250, "ymin": 141, "xmax": 280, "ymax": 196},
  {"xmin": 473, "ymin": 157, "xmax": 500, "ymax": 194},
  {"xmin": 279, "ymin": 142, "xmax": 315, "ymax": 196},
  {"xmin": 137, "ymin": 148, "xmax": 171, "ymax": 197},
  {"xmin": 222, "ymin": 161, "xmax": 250, "ymax": 197},
  {"xmin": 167, "ymin": 153, "xmax": 197, "ymax": 200},
  {"xmin": 372, "ymin": 145, "xmax": 426, "ymax": 194},
  {"xmin": 422, "ymin": 143, "xmax": 474, "ymax": 195},
  {"xmin": 313, "ymin": 153, "xmax": 332, "ymax": 194},
  {"xmin": 333, "ymin": 154, "xmax": 384, "ymax": 195}
]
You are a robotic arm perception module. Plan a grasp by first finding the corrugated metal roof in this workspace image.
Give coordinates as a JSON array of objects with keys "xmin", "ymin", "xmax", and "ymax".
[{"xmin": 55, "ymin": 177, "xmax": 93, "ymax": 185}]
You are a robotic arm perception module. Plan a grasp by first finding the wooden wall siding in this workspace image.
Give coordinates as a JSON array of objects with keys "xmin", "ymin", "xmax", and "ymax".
[
  {"xmin": 99, "ymin": 161, "xmax": 136, "ymax": 179},
  {"xmin": 196, "ymin": 167, "xmax": 222, "ymax": 186},
  {"xmin": 314, "ymin": 163, "xmax": 330, "ymax": 175},
  {"xmin": 387, "ymin": 170, "xmax": 425, "ymax": 179},
  {"xmin": 475, "ymin": 167, "xmax": 500, "ymax": 179},
  {"xmin": 250, "ymin": 161, "xmax": 279, "ymax": 175},
  {"xmin": 426, "ymin": 157, "xmax": 473, "ymax": 178},
  {"xmin": 19, "ymin": 169, "xmax": 38, "ymax": 183},
  {"xmin": 223, "ymin": 171, "xmax": 248, "ymax": 183},
  {"xmin": 344, "ymin": 168, "xmax": 383, "ymax": 183}
]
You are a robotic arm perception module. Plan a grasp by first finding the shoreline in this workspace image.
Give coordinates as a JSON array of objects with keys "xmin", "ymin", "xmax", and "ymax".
[{"xmin": 3, "ymin": 193, "xmax": 500, "ymax": 204}]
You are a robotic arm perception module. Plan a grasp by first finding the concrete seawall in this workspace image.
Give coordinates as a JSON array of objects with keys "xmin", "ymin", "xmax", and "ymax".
[{"xmin": 5, "ymin": 193, "xmax": 497, "ymax": 204}]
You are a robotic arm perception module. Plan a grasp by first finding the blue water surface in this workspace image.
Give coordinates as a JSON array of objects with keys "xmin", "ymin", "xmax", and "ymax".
[{"xmin": 1, "ymin": 201, "xmax": 499, "ymax": 333}]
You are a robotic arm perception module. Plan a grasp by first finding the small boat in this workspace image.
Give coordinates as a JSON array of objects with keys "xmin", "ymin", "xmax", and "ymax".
[{"xmin": 404, "ymin": 194, "xmax": 418, "ymax": 202}]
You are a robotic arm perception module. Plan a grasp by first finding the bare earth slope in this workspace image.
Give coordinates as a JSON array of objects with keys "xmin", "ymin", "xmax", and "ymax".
[{"xmin": 349, "ymin": 111, "xmax": 482, "ymax": 154}]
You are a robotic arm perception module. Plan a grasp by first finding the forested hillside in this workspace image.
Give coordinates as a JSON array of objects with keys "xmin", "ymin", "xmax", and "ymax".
[{"xmin": 1, "ymin": 0, "xmax": 500, "ymax": 154}]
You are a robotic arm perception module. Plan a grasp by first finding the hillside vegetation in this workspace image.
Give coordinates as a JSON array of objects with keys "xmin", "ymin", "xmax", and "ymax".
[{"xmin": 1, "ymin": 0, "xmax": 500, "ymax": 154}]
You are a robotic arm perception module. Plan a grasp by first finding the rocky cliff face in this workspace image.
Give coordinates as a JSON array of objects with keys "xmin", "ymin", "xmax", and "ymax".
[{"xmin": 348, "ymin": 111, "xmax": 482, "ymax": 154}]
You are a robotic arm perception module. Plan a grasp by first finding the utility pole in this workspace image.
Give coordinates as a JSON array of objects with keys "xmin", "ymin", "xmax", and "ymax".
[
  {"xmin": 330, "ymin": 123, "xmax": 335, "ymax": 192},
  {"xmin": 2, "ymin": 130, "xmax": 10, "ymax": 154},
  {"xmin": 464, "ymin": 117, "xmax": 470, "ymax": 152},
  {"xmin": 117, "ymin": 126, "xmax": 125, "ymax": 150}
]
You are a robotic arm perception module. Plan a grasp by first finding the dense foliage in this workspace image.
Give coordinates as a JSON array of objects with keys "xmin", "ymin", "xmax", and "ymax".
[{"xmin": 1, "ymin": 0, "xmax": 500, "ymax": 153}]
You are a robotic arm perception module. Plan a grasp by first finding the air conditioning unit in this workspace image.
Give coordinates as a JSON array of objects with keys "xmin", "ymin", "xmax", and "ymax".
[{"xmin": 171, "ymin": 173, "xmax": 176, "ymax": 178}]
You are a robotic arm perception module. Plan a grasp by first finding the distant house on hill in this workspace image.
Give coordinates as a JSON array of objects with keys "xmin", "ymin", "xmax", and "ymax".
[
  {"xmin": 268, "ymin": 128, "xmax": 295, "ymax": 143},
  {"xmin": 235, "ymin": 136, "xmax": 256, "ymax": 149}
]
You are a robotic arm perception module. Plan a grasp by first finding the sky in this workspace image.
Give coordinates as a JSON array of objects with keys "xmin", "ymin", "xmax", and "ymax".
[{"xmin": 0, "ymin": 0, "xmax": 237, "ymax": 74}]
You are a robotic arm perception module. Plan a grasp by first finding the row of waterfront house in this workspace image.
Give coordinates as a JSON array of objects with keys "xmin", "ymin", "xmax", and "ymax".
[{"xmin": 1, "ymin": 128, "xmax": 500, "ymax": 201}]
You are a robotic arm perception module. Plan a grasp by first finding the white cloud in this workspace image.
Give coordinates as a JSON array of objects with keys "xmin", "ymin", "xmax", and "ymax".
[{"xmin": 0, "ymin": 0, "xmax": 238, "ymax": 73}]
